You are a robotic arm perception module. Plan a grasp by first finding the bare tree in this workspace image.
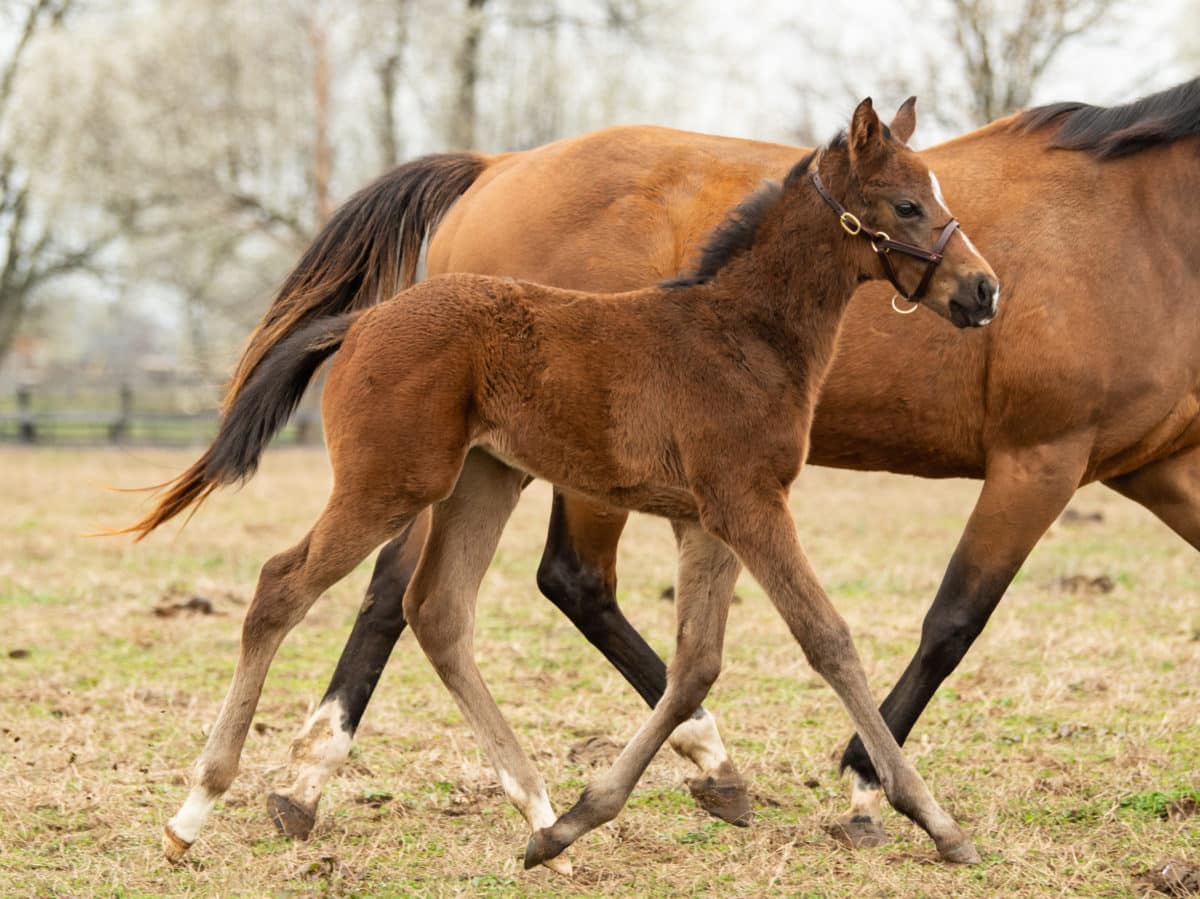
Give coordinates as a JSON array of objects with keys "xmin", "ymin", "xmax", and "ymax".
[
  {"xmin": 0, "ymin": 0, "xmax": 115, "ymax": 362},
  {"xmin": 797, "ymin": 0, "xmax": 1126, "ymax": 139},
  {"xmin": 946, "ymin": 0, "xmax": 1124, "ymax": 123}
]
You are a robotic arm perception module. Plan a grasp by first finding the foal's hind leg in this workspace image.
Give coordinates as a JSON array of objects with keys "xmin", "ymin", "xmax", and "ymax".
[
  {"xmin": 724, "ymin": 497, "xmax": 978, "ymax": 864},
  {"xmin": 525, "ymin": 520, "xmax": 741, "ymax": 868},
  {"xmin": 537, "ymin": 492, "xmax": 749, "ymax": 824},
  {"xmin": 403, "ymin": 452, "xmax": 573, "ymax": 876},
  {"xmin": 163, "ymin": 488, "xmax": 415, "ymax": 862},
  {"xmin": 268, "ymin": 511, "xmax": 432, "ymax": 839}
]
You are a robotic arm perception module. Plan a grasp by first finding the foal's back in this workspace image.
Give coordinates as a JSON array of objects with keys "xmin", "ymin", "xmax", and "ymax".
[{"xmin": 325, "ymin": 272, "xmax": 792, "ymax": 517}]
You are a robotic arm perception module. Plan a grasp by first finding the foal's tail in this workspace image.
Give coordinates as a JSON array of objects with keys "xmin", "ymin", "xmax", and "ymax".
[
  {"xmin": 120, "ymin": 315, "xmax": 359, "ymax": 540},
  {"xmin": 223, "ymin": 152, "xmax": 487, "ymax": 415}
]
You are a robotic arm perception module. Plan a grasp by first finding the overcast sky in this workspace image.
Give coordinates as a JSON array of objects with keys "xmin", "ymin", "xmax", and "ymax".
[{"xmin": 633, "ymin": 0, "xmax": 1194, "ymax": 147}]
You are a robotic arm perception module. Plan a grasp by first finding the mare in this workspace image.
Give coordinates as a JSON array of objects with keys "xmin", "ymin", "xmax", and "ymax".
[
  {"xmin": 243, "ymin": 79, "xmax": 1200, "ymax": 848},
  {"xmin": 128, "ymin": 99, "xmax": 997, "ymax": 868}
]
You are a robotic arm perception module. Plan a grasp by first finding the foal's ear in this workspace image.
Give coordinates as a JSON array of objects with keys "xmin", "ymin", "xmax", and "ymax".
[
  {"xmin": 889, "ymin": 96, "xmax": 917, "ymax": 145},
  {"xmin": 848, "ymin": 97, "xmax": 885, "ymax": 173}
]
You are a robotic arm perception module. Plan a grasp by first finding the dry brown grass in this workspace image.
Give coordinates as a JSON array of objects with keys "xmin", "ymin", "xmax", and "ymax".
[{"xmin": 1, "ymin": 446, "xmax": 1197, "ymax": 897}]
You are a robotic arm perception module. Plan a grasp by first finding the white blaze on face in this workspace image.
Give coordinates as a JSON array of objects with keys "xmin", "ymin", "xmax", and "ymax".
[{"xmin": 929, "ymin": 172, "xmax": 952, "ymax": 216}]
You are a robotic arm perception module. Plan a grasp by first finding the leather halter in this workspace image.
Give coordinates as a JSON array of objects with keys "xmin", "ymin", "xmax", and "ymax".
[{"xmin": 809, "ymin": 170, "xmax": 959, "ymax": 302}]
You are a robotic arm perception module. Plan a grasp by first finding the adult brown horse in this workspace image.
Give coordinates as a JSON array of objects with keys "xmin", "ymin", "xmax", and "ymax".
[
  {"xmin": 226, "ymin": 80, "xmax": 1199, "ymax": 848},
  {"xmin": 133, "ymin": 100, "xmax": 995, "ymax": 868}
]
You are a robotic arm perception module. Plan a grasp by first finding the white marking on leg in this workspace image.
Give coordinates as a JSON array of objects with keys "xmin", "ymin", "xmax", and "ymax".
[
  {"xmin": 849, "ymin": 773, "xmax": 884, "ymax": 821},
  {"xmin": 284, "ymin": 698, "xmax": 354, "ymax": 809},
  {"xmin": 168, "ymin": 785, "xmax": 220, "ymax": 845},
  {"xmin": 667, "ymin": 709, "xmax": 730, "ymax": 773},
  {"xmin": 499, "ymin": 767, "xmax": 572, "ymax": 876}
]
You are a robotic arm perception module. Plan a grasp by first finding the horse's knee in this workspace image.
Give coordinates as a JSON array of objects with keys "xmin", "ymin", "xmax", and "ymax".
[{"xmin": 669, "ymin": 653, "xmax": 722, "ymax": 711}]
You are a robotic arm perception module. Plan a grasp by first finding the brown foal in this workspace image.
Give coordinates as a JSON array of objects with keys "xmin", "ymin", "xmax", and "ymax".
[{"xmin": 129, "ymin": 99, "xmax": 996, "ymax": 869}]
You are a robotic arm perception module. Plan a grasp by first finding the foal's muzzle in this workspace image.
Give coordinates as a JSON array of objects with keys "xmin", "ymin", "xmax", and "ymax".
[{"xmin": 948, "ymin": 273, "xmax": 1000, "ymax": 329}]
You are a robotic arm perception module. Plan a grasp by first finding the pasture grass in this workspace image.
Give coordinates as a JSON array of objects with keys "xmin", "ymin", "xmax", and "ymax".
[{"xmin": 0, "ymin": 447, "xmax": 1197, "ymax": 897}]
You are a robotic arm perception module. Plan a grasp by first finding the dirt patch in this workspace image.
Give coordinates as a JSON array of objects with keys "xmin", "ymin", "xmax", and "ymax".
[
  {"xmin": 1168, "ymin": 796, "xmax": 1198, "ymax": 821},
  {"xmin": 1060, "ymin": 508, "xmax": 1105, "ymax": 526},
  {"xmin": 1134, "ymin": 859, "xmax": 1200, "ymax": 896},
  {"xmin": 153, "ymin": 595, "xmax": 222, "ymax": 617},
  {"xmin": 568, "ymin": 735, "xmax": 623, "ymax": 767},
  {"xmin": 1059, "ymin": 574, "xmax": 1116, "ymax": 594}
]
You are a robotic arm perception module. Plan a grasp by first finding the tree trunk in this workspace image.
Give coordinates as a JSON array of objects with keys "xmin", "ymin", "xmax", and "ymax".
[{"xmin": 450, "ymin": 0, "xmax": 488, "ymax": 150}]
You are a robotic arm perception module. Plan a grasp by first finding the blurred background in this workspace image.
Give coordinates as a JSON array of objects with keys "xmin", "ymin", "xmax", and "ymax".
[{"xmin": 0, "ymin": 0, "xmax": 1194, "ymax": 445}]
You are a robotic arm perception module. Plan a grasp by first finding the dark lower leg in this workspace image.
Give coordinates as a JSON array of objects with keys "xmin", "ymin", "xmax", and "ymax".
[{"xmin": 836, "ymin": 444, "xmax": 1087, "ymax": 847}]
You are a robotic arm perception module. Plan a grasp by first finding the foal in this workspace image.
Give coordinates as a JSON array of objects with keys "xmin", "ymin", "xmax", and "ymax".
[{"xmin": 130, "ymin": 98, "xmax": 998, "ymax": 868}]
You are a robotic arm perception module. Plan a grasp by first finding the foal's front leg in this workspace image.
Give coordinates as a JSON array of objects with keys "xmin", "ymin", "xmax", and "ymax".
[
  {"xmin": 403, "ymin": 452, "xmax": 573, "ymax": 876},
  {"xmin": 524, "ymin": 520, "xmax": 742, "ymax": 868},
  {"xmin": 726, "ymin": 497, "xmax": 979, "ymax": 864}
]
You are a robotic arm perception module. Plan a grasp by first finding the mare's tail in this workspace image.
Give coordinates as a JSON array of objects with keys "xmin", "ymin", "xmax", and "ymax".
[
  {"xmin": 120, "ymin": 314, "xmax": 358, "ymax": 540},
  {"xmin": 223, "ymin": 152, "xmax": 487, "ymax": 413}
]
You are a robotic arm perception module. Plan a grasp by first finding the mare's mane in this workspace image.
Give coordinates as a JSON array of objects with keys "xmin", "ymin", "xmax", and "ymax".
[{"xmin": 1016, "ymin": 77, "xmax": 1200, "ymax": 159}]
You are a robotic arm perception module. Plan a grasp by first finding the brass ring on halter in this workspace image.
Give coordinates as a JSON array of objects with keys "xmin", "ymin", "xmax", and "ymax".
[
  {"xmin": 891, "ymin": 294, "xmax": 920, "ymax": 315},
  {"xmin": 871, "ymin": 232, "xmax": 891, "ymax": 253},
  {"xmin": 839, "ymin": 212, "xmax": 862, "ymax": 236}
]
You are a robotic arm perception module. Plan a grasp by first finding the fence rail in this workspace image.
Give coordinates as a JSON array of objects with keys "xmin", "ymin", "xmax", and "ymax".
[{"xmin": 0, "ymin": 384, "xmax": 320, "ymax": 447}]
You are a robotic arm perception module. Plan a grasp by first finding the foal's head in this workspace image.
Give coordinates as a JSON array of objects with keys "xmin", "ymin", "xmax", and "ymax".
[{"xmin": 814, "ymin": 98, "xmax": 999, "ymax": 328}]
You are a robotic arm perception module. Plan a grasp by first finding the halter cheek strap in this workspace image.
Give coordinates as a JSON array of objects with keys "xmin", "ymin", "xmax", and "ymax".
[{"xmin": 809, "ymin": 170, "xmax": 960, "ymax": 302}]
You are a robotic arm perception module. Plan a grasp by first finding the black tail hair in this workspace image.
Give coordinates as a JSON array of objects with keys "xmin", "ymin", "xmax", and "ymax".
[{"xmin": 119, "ymin": 314, "xmax": 358, "ymax": 539}]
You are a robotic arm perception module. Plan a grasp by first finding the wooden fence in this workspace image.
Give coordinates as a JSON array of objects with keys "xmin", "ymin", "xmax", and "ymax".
[{"xmin": 0, "ymin": 384, "xmax": 320, "ymax": 447}]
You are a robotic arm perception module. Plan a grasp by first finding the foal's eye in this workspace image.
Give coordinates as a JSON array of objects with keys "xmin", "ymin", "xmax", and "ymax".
[{"xmin": 894, "ymin": 201, "xmax": 921, "ymax": 218}]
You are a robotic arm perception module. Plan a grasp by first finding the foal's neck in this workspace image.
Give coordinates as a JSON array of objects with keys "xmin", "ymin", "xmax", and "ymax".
[{"xmin": 703, "ymin": 159, "xmax": 863, "ymax": 391}]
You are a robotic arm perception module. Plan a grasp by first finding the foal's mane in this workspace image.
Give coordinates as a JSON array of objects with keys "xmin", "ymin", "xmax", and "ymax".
[
  {"xmin": 1016, "ymin": 77, "xmax": 1200, "ymax": 159},
  {"xmin": 662, "ymin": 147, "xmax": 821, "ymax": 288}
]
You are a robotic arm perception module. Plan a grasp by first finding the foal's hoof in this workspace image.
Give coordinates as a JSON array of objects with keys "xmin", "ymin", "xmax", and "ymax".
[
  {"xmin": 524, "ymin": 828, "xmax": 569, "ymax": 870},
  {"xmin": 937, "ymin": 838, "xmax": 981, "ymax": 865},
  {"xmin": 687, "ymin": 761, "xmax": 752, "ymax": 826},
  {"xmin": 267, "ymin": 791, "xmax": 317, "ymax": 840},
  {"xmin": 162, "ymin": 823, "xmax": 192, "ymax": 864},
  {"xmin": 826, "ymin": 811, "xmax": 889, "ymax": 849}
]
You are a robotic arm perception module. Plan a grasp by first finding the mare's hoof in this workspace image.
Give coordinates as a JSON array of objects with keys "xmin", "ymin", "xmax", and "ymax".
[
  {"xmin": 267, "ymin": 791, "xmax": 317, "ymax": 840},
  {"xmin": 687, "ymin": 761, "xmax": 752, "ymax": 826},
  {"xmin": 524, "ymin": 828, "xmax": 568, "ymax": 870},
  {"xmin": 938, "ymin": 838, "xmax": 981, "ymax": 865},
  {"xmin": 162, "ymin": 823, "xmax": 192, "ymax": 864},
  {"xmin": 826, "ymin": 811, "xmax": 889, "ymax": 849}
]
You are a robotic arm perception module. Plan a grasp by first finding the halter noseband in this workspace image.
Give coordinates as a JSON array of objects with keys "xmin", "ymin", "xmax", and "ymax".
[{"xmin": 808, "ymin": 169, "xmax": 959, "ymax": 302}]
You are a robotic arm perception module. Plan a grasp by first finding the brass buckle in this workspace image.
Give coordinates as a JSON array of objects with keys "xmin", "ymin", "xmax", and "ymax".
[
  {"xmin": 839, "ymin": 212, "xmax": 862, "ymax": 236},
  {"xmin": 871, "ymin": 232, "xmax": 891, "ymax": 253}
]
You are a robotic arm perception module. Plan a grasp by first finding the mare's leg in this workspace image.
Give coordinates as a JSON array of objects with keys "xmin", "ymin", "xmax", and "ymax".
[
  {"xmin": 725, "ymin": 497, "xmax": 979, "ymax": 864},
  {"xmin": 525, "ymin": 520, "xmax": 741, "ymax": 867},
  {"xmin": 837, "ymin": 442, "xmax": 1088, "ymax": 848},
  {"xmin": 268, "ymin": 510, "xmax": 431, "ymax": 838},
  {"xmin": 163, "ymin": 486, "xmax": 416, "ymax": 862},
  {"xmin": 537, "ymin": 492, "xmax": 748, "ymax": 823},
  {"xmin": 1105, "ymin": 442, "xmax": 1200, "ymax": 548},
  {"xmin": 403, "ymin": 452, "xmax": 573, "ymax": 876}
]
